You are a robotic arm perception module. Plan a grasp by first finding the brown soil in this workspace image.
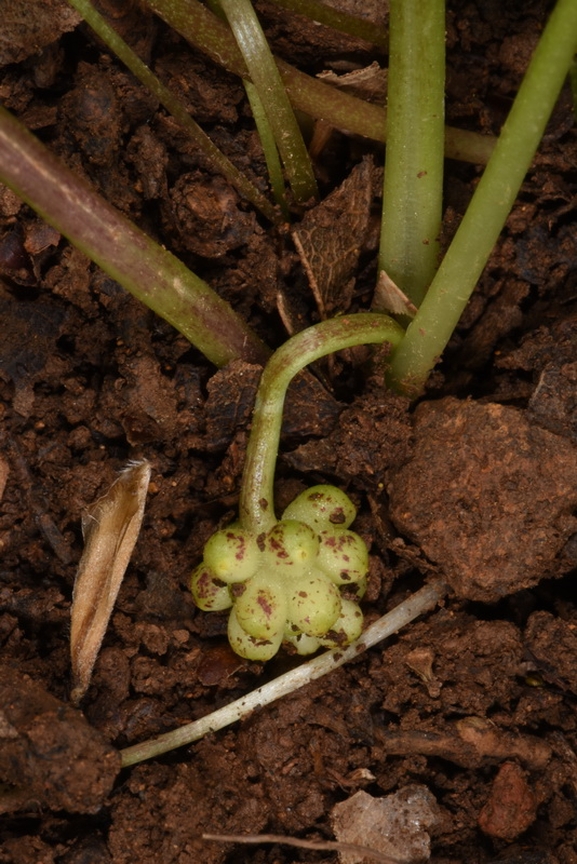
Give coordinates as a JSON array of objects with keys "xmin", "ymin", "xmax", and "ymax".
[{"xmin": 1, "ymin": 1, "xmax": 577, "ymax": 862}]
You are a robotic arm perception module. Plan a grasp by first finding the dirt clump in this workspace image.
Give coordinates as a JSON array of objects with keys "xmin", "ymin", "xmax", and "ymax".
[{"xmin": 387, "ymin": 397, "xmax": 577, "ymax": 602}]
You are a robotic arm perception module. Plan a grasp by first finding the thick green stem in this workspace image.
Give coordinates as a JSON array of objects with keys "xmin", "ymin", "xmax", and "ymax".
[
  {"xmin": 0, "ymin": 105, "xmax": 269, "ymax": 368},
  {"xmin": 388, "ymin": 0, "xmax": 577, "ymax": 396},
  {"xmin": 238, "ymin": 314, "xmax": 405, "ymax": 534},
  {"xmin": 144, "ymin": 0, "xmax": 495, "ymax": 165},
  {"xmin": 379, "ymin": 0, "xmax": 445, "ymax": 307}
]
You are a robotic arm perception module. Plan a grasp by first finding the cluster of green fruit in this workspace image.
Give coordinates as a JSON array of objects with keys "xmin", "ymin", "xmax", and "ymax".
[{"xmin": 190, "ymin": 486, "xmax": 369, "ymax": 660}]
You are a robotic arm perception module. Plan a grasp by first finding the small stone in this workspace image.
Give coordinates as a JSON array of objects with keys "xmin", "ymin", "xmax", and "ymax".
[{"xmin": 478, "ymin": 761, "xmax": 538, "ymax": 841}]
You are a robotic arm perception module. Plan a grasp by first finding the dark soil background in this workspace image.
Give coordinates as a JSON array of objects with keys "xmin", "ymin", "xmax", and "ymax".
[{"xmin": 1, "ymin": 0, "xmax": 577, "ymax": 862}]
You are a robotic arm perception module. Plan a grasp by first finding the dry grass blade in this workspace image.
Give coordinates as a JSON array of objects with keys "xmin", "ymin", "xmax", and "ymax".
[{"xmin": 70, "ymin": 460, "xmax": 151, "ymax": 704}]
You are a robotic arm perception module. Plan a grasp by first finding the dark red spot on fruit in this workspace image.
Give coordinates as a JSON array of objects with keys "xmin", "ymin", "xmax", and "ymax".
[
  {"xmin": 257, "ymin": 593, "xmax": 273, "ymax": 617},
  {"xmin": 329, "ymin": 509, "xmax": 346, "ymax": 524}
]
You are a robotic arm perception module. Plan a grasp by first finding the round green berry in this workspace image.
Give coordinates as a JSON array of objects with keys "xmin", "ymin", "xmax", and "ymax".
[
  {"xmin": 342, "ymin": 574, "xmax": 367, "ymax": 601},
  {"xmin": 283, "ymin": 630, "xmax": 321, "ymax": 656},
  {"xmin": 262, "ymin": 520, "xmax": 320, "ymax": 574},
  {"xmin": 203, "ymin": 524, "xmax": 260, "ymax": 584},
  {"xmin": 319, "ymin": 598, "xmax": 364, "ymax": 647},
  {"xmin": 190, "ymin": 563, "xmax": 232, "ymax": 611},
  {"xmin": 234, "ymin": 571, "xmax": 288, "ymax": 640},
  {"xmin": 287, "ymin": 571, "xmax": 341, "ymax": 637},
  {"xmin": 317, "ymin": 528, "xmax": 369, "ymax": 585},
  {"xmin": 282, "ymin": 485, "xmax": 356, "ymax": 530},
  {"xmin": 227, "ymin": 605, "xmax": 284, "ymax": 661}
]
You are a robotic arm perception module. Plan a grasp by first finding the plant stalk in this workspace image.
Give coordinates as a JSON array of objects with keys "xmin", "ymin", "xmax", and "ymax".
[
  {"xmin": 218, "ymin": 0, "xmax": 318, "ymax": 203},
  {"xmin": 267, "ymin": 0, "xmax": 388, "ymax": 49},
  {"xmin": 238, "ymin": 314, "xmax": 405, "ymax": 535},
  {"xmin": 379, "ymin": 0, "xmax": 445, "ymax": 307},
  {"xmin": 0, "ymin": 105, "xmax": 269, "ymax": 368},
  {"xmin": 244, "ymin": 81, "xmax": 290, "ymax": 218},
  {"xmin": 388, "ymin": 0, "xmax": 577, "ymax": 396},
  {"xmin": 143, "ymin": 0, "xmax": 495, "ymax": 165}
]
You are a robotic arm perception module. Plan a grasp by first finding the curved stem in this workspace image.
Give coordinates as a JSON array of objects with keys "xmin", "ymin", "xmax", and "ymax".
[{"xmin": 238, "ymin": 314, "xmax": 405, "ymax": 534}]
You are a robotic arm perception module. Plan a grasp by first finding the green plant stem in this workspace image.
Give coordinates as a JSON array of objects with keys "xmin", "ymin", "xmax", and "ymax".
[
  {"xmin": 218, "ymin": 0, "xmax": 318, "ymax": 204},
  {"xmin": 120, "ymin": 577, "xmax": 448, "ymax": 765},
  {"xmin": 238, "ymin": 314, "xmax": 405, "ymax": 535},
  {"xmin": 267, "ymin": 0, "xmax": 388, "ymax": 49},
  {"xmin": 388, "ymin": 0, "xmax": 577, "ymax": 397},
  {"xmin": 379, "ymin": 0, "xmax": 445, "ymax": 307},
  {"xmin": 0, "ymin": 105, "xmax": 269, "ymax": 368},
  {"xmin": 244, "ymin": 81, "xmax": 290, "ymax": 218},
  {"xmin": 67, "ymin": 0, "xmax": 279, "ymax": 223},
  {"xmin": 143, "ymin": 0, "xmax": 495, "ymax": 165}
]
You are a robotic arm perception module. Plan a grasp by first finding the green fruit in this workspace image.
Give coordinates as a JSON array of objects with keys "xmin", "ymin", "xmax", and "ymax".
[
  {"xmin": 319, "ymin": 598, "xmax": 364, "ymax": 647},
  {"xmin": 283, "ymin": 630, "xmax": 321, "ymax": 656},
  {"xmin": 287, "ymin": 571, "xmax": 341, "ymax": 637},
  {"xmin": 203, "ymin": 524, "xmax": 260, "ymax": 583},
  {"xmin": 227, "ymin": 605, "xmax": 284, "ymax": 661},
  {"xmin": 342, "ymin": 575, "xmax": 367, "ymax": 601},
  {"xmin": 234, "ymin": 571, "xmax": 288, "ymax": 640},
  {"xmin": 262, "ymin": 520, "xmax": 320, "ymax": 574},
  {"xmin": 190, "ymin": 563, "xmax": 232, "ymax": 611},
  {"xmin": 282, "ymin": 485, "xmax": 356, "ymax": 530},
  {"xmin": 317, "ymin": 528, "xmax": 369, "ymax": 585}
]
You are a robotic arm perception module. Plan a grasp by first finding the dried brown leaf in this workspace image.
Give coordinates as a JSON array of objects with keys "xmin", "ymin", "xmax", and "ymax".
[
  {"xmin": 317, "ymin": 62, "xmax": 388, "ymax": 104},
  {"xmin": 292, "ymin": 157, "xmax": 373, "ymax": 318},
  {"xmin": 373, "ymin": 270, "xmax": 417, "ymax": 317},
  {"xmin": 70, "ymin": 460, "xmax": 151, "ymax": 704}
]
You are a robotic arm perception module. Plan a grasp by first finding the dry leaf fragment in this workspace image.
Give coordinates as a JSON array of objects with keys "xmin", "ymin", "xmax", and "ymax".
[
  {"xmin": 373, "ymin": 270, "xmax": 417, "ymax": 317},
  {"xmin": 317, "ymin": 62, "xmax": 388, "ymax": 104},
  {"xmin": 70, "ymin": 460, "xmax": 151, "ymax": 704},
  {"xmin": 310, "ymin": 64, "xmax": 387, "ymax": 157},
  {"xmin": 291, "ymin": 157, "xmax": 373, "ymax": 319}
]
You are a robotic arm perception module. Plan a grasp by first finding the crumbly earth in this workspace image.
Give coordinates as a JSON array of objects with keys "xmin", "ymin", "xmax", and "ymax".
[{"xmin": 1, "ymin": 1, "xmax": 577, "ymax": 863}]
